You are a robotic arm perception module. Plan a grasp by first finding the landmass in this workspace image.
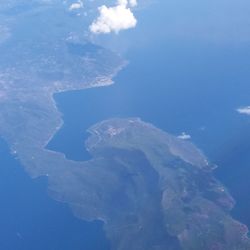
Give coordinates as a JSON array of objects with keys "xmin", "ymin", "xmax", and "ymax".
[{"xmin": 0, "ymin": 1, "xmax": 250, "ymax": 250}]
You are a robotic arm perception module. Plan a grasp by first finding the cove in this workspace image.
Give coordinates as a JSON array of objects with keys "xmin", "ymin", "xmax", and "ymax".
[{"xmin": 48, "ymin": 41, "xmax": 250, "ymax": 230}]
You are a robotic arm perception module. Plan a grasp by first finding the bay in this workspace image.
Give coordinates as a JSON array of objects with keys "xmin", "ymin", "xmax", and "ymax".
[{"xmin": 48, "ymin": 40, "xmax": 250, "ymax": 230}]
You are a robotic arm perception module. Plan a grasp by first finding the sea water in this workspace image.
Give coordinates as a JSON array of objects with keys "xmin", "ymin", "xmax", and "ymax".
[
  {"xmin": 48, "ymin": 40, "xmax": 250, "ymax": 229},
  {"xmin": 0, "ymin": 138, "xmax": 109, "ymax": 250}
]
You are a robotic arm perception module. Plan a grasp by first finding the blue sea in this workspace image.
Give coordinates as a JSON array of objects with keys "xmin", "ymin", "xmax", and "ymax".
[
  {"xmin": 0, "ymin": 138, "xmax": 109, "ymax": 250},
  {"xmin": 49, "ymin": 5, "xmax": 250, "ymax": 233},
  {"xmin": 1, "ymin": 1, "xmax": 250, "ymax": 249}
]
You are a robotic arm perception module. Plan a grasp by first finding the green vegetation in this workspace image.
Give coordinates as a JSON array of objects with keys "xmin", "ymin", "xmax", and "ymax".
[{"xmin": 0, "ymin": 2, "xmax": 249, "ymax": 249}]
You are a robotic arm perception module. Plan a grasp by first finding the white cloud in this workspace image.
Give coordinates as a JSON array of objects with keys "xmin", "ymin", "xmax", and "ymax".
[
  {"xmin": 177, "ymin": 132, "xmax": 191, "ymax": 140},
  {"xmin": 69, "ymin": 1, "xmax": 83, "ymax": 11},
  {"xmin": 117, "ymin": 0, "xmax": 137, "ymax": 7},
  {"xmin": 89, "ymin": 0, "xmax": 137, "ymax": 34},
  {"xmin": 237, "ymin": 106, "xmax": 250, "ymax": 115},
  {"xmin": 129, "ymin": 0, "xmax": 137, "ymax": 7},
  {"xmin": 117, "ymin": 0, "xmax": 128, "ymax": 6}
]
